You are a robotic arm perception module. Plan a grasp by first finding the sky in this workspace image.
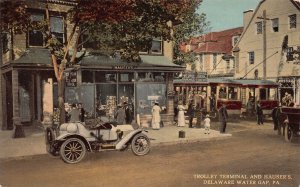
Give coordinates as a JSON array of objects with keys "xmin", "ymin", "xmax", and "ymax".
[{"xmin": 198, "ymin": 0, "xmax": 261, "ymax": 32}]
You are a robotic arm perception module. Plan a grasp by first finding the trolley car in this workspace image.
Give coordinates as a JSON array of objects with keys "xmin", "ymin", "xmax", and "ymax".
[{"xmin": 174, "ymin": 72, "xmax": 279, "ymax": 117}]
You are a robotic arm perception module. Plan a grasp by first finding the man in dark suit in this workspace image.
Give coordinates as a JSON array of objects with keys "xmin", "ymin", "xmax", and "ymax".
[{"xmin": 218, "ymin": 104, "xmax": 228, "ymax": 133}]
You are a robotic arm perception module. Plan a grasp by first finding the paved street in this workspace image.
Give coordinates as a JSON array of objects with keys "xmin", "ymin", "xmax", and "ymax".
[{"xmin": 0, "ymin": 120, "xmax": 299, "ymax": 187}]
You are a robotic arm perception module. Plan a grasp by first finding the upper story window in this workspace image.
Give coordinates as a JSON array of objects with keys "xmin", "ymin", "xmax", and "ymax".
[
  {"xmin": 140, "ymin": 38, "xmax": 163, "ymax": 55},
  {"xmin": 28, "ymin": 10, "xmax": 65, "ymax": 47},
  {"xmin": 50, "ymin": 16, "xmax": 64, "ymax": 44},
  {"xmin": 199, "ymin": 54, "xmax": 203, "ymax": 71},
  {"xmin": 254, "ymin": 69, "xmax": 258, "ymax": 79},
  {"xmin": 256, "ymin": 21, "xmax": 262, "ymax": 34},
  {"xmin": 287, "ymin": 47, "xmax": 294, "ymax": 61},
  {"xmin": 248, "ymin": 51, "xmax": 255, "ymax": 64},
  {"xmin": 271, "ymin": 18, "xmax": 279, "ymax": 32},
  {"xmin": 28, "ymin": 12, "xmax": 44, "ymax": 46},
  {"xmin": 289, "ymin": 14, "xmax": 296, "ymax": 29},
  {"xmin": 232, "ymin": 36, "xmax": 239, "ymax": 47},
  {"xmin": 213, "ymin": 54, "xmax": 217, "ymax": 69},
  {"xmin": 226, "ymin": 60, "xmax": 230, "ymax": 70}
]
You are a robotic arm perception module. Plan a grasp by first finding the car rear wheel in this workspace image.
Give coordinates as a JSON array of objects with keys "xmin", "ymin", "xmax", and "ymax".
[
  {"xmin": 131, "ymin": 133, "xmax": 150, "ymax": 156},
  {"xmin": 284, "ymin": 123, "xmax": 293, "ymax": 142},
  {"xmin": 60, "ymin": 138, "xmax": 86, "ymax": 164}
]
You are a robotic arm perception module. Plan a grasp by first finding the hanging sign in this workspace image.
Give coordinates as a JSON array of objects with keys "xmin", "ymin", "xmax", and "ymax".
[{"xmin": 65, "ymin": 71, "xmax": 77, "ymax": 87}]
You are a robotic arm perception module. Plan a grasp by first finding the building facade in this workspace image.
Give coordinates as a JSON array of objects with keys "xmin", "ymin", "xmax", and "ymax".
[
  {"xmin": 0, "ymin": 0, "xmax": 183, "ymax": 133},
  {"xmin": 234, "ymin": 0, "xmax": 300, "ymax": 106},
  {"xmin": 181, "ymin": 27, "xmax": 243, "ymax": 78}
]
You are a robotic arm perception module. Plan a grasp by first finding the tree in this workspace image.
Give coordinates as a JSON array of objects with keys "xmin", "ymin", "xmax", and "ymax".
[
  {"xmin": 172, "ymin": 0, "xmax": 210, "ymax": 67},
  {"xmin": 1, "ymin": 0, "xmax": 200, "ymax": 128}
]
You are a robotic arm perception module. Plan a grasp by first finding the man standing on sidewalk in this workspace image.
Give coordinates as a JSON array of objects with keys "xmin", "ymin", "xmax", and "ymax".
[{"xmin": 218, "ymin": 104, "xmax": 228, "ymax": 133}]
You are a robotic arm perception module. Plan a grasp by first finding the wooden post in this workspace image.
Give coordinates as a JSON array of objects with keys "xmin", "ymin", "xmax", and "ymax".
[
  {"xmin": 262, "ymin": 10, "xmax": 267, "ymax": 80},
  {"xmin": 36, "ymin": 73, "xmax": 42, "ymax": 123},
  {"xmin": 12, "ymin": 69, "xmax": 25, "ymax": 138}
]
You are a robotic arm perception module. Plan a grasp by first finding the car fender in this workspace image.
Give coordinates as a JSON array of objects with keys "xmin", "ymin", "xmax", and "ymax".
[
  {"xmin": 115, "ymin": 129, "xmax": 145, "ymax": 150},
  {"xmin": 56, "ymin": 133, "xmax": 92, "ymax": 151}
]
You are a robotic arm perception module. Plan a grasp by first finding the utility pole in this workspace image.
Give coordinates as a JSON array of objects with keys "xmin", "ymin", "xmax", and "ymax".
[{"xmin": 262, "ymin": 10, "xmax": 267, "ymax": 80}]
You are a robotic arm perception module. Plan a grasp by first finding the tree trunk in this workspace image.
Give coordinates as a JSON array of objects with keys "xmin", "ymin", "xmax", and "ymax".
[{"xmin": 58, "ymin": 79, "xmax": 65, "ymax": 125}]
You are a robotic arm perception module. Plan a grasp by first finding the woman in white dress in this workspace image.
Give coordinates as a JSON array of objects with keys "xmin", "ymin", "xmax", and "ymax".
[
  {"xmin": 151, "ymin": 102, "xmax": 162, "ymax": 130},
  {"xmin": 177, "ymin": 101, "xmax": 186, "ymax": 127}
]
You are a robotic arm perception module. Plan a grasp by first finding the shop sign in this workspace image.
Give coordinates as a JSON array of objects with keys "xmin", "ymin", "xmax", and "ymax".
[
  {"xmin": 65, "ymin": 71, "xmax": 77, "ymax": 87},
  {"xmin": 112, "ymin": 65, "xmax": 137, "ymax": 70},
  {"xmin": 148, "ymin": 95, "xmax": 160, "ymax": 100}
]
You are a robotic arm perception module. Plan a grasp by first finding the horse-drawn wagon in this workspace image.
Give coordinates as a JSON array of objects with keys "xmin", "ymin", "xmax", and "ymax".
[{"xmin": 273, "ymin": 107, "xmax": 300, "ymax": 142}]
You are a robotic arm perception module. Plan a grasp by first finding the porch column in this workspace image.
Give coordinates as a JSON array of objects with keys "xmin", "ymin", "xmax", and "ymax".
[
  {"xmin": 29, "ymin": 74, "xmax": 35, "ymax": 122},
  {"xmin": 36, "ymin": 73, "xmax": 42, "ymax": 123},
  {"xmin": 12, "ymin": 69, "xmax": 25, "ymax": 138},
  {"xmin": 0, "ymin": 73, "xmax": 6, "ymax": 129},
  {"xmin": 166, "ymin": 73, "xmax": 174, "ymax": 115}
]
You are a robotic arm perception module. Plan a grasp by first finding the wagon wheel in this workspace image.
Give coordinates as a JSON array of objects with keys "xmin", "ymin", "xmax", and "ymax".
[
  {"xmin": 131, "ymin": 133, "xmax": 150, "ymax": 156},
  {"xmin": 60, "ymin": 138, "xmax": 87, "ymax": 164},
  {"xmin": 45, "ymin": 127, "xmax": 59, "ymax": 157},
  {"xmin": 284, "ymin": 123, "xmax": 293, "ymax": 142}
]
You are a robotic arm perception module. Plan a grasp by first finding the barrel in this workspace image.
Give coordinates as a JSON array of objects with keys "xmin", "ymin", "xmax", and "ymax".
[{"xmin": 179, "ymin": 130, "xmax": 185, "ymax": 138}]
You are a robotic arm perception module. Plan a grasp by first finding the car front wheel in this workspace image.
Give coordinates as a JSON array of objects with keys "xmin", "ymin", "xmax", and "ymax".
[
  {"xmin": 131, "ymin": 133, "xmax": 150, "ymax": 156},
  {"xmin": 60, "ymin": 138, "xmax": 86, "ymax": 164}
]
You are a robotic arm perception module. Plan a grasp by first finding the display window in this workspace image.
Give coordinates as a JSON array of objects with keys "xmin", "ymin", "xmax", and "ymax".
[
  {"xmin": 136, "ymin": 83, "xmax": 166, "ymax": 115},
  {"xmin": 96, "ymin": 84, "xmax": 117, "ymax": 119},
  {"xmin": 95, "ymin": 72, "xmax": 116, "ymax": 83}
]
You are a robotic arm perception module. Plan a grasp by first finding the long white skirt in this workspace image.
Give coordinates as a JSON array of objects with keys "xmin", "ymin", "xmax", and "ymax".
[{"xmin": 177, "ymin": 111, "xmax": 185, "ymax": 127}]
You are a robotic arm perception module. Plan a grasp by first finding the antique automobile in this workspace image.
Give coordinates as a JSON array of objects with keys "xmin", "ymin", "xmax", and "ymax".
[
  {"xmin": 45, "ymin": 118, "xmax": 150, "ymax": 164},
  {"xmin": 272, "ymin": 106, "xmax": 300, "ymax": 142}
]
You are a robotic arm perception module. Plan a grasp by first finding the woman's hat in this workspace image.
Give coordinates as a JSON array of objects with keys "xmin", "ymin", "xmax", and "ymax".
[{"xmin": 206, "ymin": 114, "xmax": 209, "ymax": 117}]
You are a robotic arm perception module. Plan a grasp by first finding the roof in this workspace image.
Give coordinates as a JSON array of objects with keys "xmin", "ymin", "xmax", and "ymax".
[
  {"xmin": 234, "ymin": 79, "xmax": 278, "ymax": 86},
  {"xmin": 193, "ymin": 27, "xmax": 243, "ymax": 55},
  {"xmin": 235, "ymin": 0, "xmax": 300, "ymax": 48},
  {"xmin": 5, "ymin": 48, "xmax": 184, "ymax": 71},
  {"xmin": 80, "ymin": 54, "xmax": 183, "ymax": 70}
]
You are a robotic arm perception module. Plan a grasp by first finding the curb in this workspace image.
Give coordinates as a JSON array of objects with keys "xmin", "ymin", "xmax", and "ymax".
[{"xmin": 151, "ymin": 134, "xmax": 232, "ymax": 147}]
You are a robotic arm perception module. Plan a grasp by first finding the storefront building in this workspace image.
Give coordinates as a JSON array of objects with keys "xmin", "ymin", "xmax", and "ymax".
[{"xmin": 1, "ymin": 48, "xmax": 184, "ymax": 131}]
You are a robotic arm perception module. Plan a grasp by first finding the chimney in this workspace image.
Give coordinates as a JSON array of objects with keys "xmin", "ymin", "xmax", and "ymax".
[{"xmin": 243, "ymin": 9, "xmax": 254, "ymax": 28}]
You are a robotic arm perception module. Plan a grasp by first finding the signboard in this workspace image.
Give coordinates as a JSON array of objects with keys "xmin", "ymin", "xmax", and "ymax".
[{"xmin": 65, "ymin": 71, "xmax": 77, "ymax": 87}]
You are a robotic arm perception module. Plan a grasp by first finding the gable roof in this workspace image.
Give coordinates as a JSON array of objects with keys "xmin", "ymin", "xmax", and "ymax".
[
  {"xmin": 235, "ymin": 0, "xmax": 300, "ymax": 49},
  {"xmin": 192, "ymin": 27, "xmax": 243, "ymax": 55}
]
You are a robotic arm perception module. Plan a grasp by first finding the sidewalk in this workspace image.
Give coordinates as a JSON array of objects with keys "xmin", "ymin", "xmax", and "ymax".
[{"xmin": 0, "ymin": 124, "xmax": 231, "ymax": 160}]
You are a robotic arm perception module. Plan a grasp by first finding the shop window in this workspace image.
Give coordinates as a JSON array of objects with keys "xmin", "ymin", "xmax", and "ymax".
[
  {"xmin": 153, "ymin": 72, "xmax": 165, "ymax": 82},
  {"xmin": 95, "ymin": 72, "xmax": 116, "ymax": 83},
  {"xmin": 136, "ymin": 83, "xmax": 166, "ymax": 115},
  {"xmin": 50, "ymin": 16, "xmax": 64, "ymax": 44},
  {"xmin": 271, "ymin": 18, "xmax": 279, "ymax": 32},
  {"xmin": 219, "ymin": 87, "xmax": 227, "ymax": 99},
  {"xmin": 119, "ymin": 73, "xmax": 134, "ymax": 82},
  {"xmin": 228, "ymin": 87, "xmax": 238, "ymax": 100},
  {"xmin": 249, "ymin": 51, "xmax": 255, "ymax": 64},
  {"xmin": 256, "ymin": 22, "xmax": 262, "ymax": 34},
  {"xmin": 259, "ymin": 88, "xmax": 267, "ymax": 100},
  {"xmin": 96, "ymin": 84, "xmax": 117, "ymax": 118},
  {"xmin": 80, "ymin": 85, "xmax": 95, "ymax": 118},
  {"xmin": 118, "ymin": 84, "xmax": 134, "ymax": 104},
  {"xmin": 289, "ymin": 14, "xmax": 296, "ymax": 29},
  {"xmin": 28, "ymin": 13, "xmax": 44, "ymax": 46},
  {"xmin": 65, "ymin": 87, "xmax": 80, "ymax": 107},
  {"xmin": 82, "ymin": 70, "xmax": 94, "ymax": 83}
]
